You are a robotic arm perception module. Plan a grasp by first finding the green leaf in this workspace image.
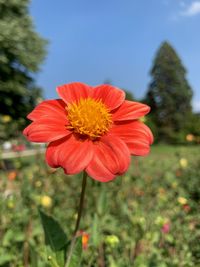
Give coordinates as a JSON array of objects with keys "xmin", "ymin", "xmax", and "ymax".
[
  {"xmin": 68, "ymin": 237, "xmax": 82, "ymax": 267},
  {"xmin": 55, "ymin": 249, "xmax": 67, "ymax": 267},
  {"xmin": 2, "ymin": 229, "xmax": 13, "ymax": 246},
  {"xmin": 39, "ymin": 209, "xmax": 68, "ymax": 251},
  {"xmin": 39, "ymin": 210, "xmax": 68, "ymax": 267},
  {"xmin": 97, "ymin": 185, "xmax": 107, "ymax": 215},
  {"xmin": 3, "ymin": 229, "xmax": 25, "ymax": 246},
  {"xmin": 92, "ymin": 213, "xmax": 99, "ymax": 247},
  {"xmin": 0, "ymin": 254, "xmax": 14, "ymax": 265},
  {"xmin": 30, "ymin": 245, "xmax": 38, "ymax": 267}
]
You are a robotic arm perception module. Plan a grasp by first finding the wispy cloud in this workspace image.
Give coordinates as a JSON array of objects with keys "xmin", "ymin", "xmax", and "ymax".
[{"xmin": 181, "ymin": 1, "xmax": 200, "ymax": 17}]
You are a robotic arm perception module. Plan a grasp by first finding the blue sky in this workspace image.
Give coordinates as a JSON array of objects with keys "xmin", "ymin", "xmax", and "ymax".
[{"xmin": 30, "ymin": 0, "xmax": 200, "ymax": 112}]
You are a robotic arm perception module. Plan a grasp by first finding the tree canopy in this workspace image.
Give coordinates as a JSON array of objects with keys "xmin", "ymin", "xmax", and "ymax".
[
  {"xmin": 0, "ymin": 0, "xmax": 47, "ymax": 139},
  {"xmin": 145, "ymin": 41, "xmax": 193, "ymax": 142}
]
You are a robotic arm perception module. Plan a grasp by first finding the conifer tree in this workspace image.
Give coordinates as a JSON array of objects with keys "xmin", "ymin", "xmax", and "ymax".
[{"xmin": 145, "ymin": 41, "xmax": 193, "ymax": 142}]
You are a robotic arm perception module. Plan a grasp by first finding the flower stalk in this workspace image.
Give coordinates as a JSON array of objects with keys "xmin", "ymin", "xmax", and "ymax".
[{"xmin": 65, "ymin": 171, "xmax": 88, "ymax": 267}]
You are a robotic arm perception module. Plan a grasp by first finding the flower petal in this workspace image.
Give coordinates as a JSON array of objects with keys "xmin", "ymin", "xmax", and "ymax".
[
  {"xmin": 101, "ymin": 135, "xmax": 131, "ymax": 174},
  {"xmin": 93, "ymin": 84, "xmax": 125, "ymax": 110},
  {"xmin": 126, "ymin": 140, "xmax": 151, "ymax": 156},
  {"xmin": 46, "ymin": 135, "xmax": 94, "ymax": 174},
  {"xmin": 110, "ymin": 121, "xmax": 153, "ymax": 156},
  {"xmin": 23, "ymin": 118, "xmax": 71, "ymax": 143},
  {"xmin": 56, "ymin": 82, "xmax": 92, "ymax": 104},
  {"xmin": 86, "ymin": 136, "xmax": 130, "ymax": 182},
  {"xmin": 27, "ymin": 99, "xmax": 67, "ymax": 121},
  {"xmin": 112, "ymin": 101, "xmax": 150, "ymax": 121},
  {"xmin": 86, "ymin": 143, "xmax": 116, "ymax": 182}
]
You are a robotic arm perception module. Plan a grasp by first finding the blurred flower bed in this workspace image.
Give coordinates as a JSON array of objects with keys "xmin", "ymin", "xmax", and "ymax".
[{"xmin": 0, "ymin": 145, "xmax": 199, "ymax": 266}]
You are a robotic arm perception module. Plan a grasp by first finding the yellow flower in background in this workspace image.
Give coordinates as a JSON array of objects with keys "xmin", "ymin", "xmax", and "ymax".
[
  {"xmin": 155, "ymin": 216, "xmax": 168, "ymax": 226},
  {"xmin": 172, "ymin": 182, "xmax": 178, "ymax": 189},
  {"xmin": 40, "ymin": 195, "xmax": 52, "ymax": 208},
  {"xmin": 105, "ymin": 235, "xmax": 120, "ymax": 247},
  {"xmin": 35, "ymin": 180, "xmax": 42, "ymax": 187},
  {"xmin": 7, "ymin": 200, "xmax": 15, "ymax": 209},
  {"xmin": 73, "ymin": 213, "xmax": 78, "ymax": 220},
  {"xmin": 140, "ymin": 116, "xmax": 147, "ymax": 123},
  {"xmin": 2, "ymin": 115, "xmax": 12, "ymax": 123},
  {"xmin": 186, "ymin": 134, "xmax": 194, "ymax": 142},
  {"xmin": 179, "ymin": 158, "xmax": 188, "ymax": 168},
  {"xmin": 177, "ymin": 197, "xmax": 187, "ymax": 205}
]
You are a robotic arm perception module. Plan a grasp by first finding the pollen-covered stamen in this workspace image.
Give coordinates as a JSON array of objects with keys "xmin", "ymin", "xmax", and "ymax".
[{"xmin": 67, "ymin": 98, "xmax": 112, "ymax": 139}]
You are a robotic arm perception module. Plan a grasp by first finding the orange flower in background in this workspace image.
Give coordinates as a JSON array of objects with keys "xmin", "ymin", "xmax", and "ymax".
[
  {"xmin": 82, "ymin": 232, "xmax": 90, "ymax": 250},
  {"xmin": 8, "ymin": 171, "xmax": 17, "ymax": 181},
  {"xmin": 77, "ymin": 230, "xmax": 90, "ymax": 250},
  {"xmin": 23, "ymin": 83, "xmax": 153, "ymax": 182},
  {"xmin": 186, "ymin": 134, "xmax": 194, "ymax": 142}
]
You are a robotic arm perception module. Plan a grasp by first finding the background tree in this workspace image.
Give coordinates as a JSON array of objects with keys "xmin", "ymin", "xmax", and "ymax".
[
  {"xmin": 145, "ymin": 41, "xmax": 193, "ymax": 143},
  {"xmin": 0, "ymin": 0, "xmax": 47, "ymax": 140},
  {"xmin": 124, "ymin": 89, "xmax": 134, "ymax": 101}
]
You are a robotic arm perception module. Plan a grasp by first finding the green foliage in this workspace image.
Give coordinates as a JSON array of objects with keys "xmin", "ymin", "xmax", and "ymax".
[
  {"xmin": 185, "ymin": 113, "xmax": 200, "ymax": 137},
  {"xmin": 39, "ymin": 205, "xmax": 83, "ymax": 267},
  {"xmin": 39, "ymin": 210, "xmax": 68, "ymax": 267},
  {"xmin": 39, "ymin": 210, "xmax": 68, "ymax": 252},
  {"xmin": 0, "ymin": 145, "xmax": 200, "ymax": 266},
  {"xmin": 68, "ymin": 237, "xmax": 82, "ymax": 267},
  {"xmin": 125, "ymin": 89, "xmax": 134, "ymax": 101},
  {"xmin": 145, "ymin": 41, "xmax": 193, "ymax": 143},
  {"xmin": 0, "ymin": 0, "xmax": 47, "ymax": 140}
]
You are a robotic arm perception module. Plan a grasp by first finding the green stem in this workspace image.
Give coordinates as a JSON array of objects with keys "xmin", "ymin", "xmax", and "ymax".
[{"xmin": 65, "ymin": 171, "xmax": 88, "ymax": 267}]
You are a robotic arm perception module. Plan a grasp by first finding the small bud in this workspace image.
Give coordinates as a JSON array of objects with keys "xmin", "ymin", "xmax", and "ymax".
[
  {"xmin": 105, "ymin": 235, "xmax": 120, "ymax": 248},
  {"xmin": 179, "ymin": 158, "xmax": 188, "ymax": 168},
  {"xmin": 40, "ymin": 195, "xmax": 52, "ymax": 208}
]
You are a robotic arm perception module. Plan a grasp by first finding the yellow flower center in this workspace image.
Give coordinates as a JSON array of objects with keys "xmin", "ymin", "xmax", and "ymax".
[{"xmin": 67, "ymin": 98, "xmax": 112, "ymax": 139}]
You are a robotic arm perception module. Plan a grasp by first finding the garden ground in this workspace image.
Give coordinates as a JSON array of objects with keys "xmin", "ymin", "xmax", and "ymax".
[{"xmin": 0, "ymin": 145, "xmax": 199, "ymax": 266}]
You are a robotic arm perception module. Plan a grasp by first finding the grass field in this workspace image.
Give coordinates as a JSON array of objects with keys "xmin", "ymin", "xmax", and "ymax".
[{"xmin": 0, "ymin": 145, "xmax": 199, "ymax": 267}]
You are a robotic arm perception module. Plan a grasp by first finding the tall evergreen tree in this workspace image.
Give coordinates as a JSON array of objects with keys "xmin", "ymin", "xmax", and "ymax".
[
  {"xmin": 0, "ymin": 0, "xmax": 47, "ymax": 139},
  {"xmin": 145, "ymin": 41, "xmax": 193, "ymax": 142}
]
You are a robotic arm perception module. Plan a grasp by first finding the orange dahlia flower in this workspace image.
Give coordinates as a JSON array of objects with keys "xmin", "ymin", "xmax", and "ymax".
[{"xmin": 23, "ymin": 83, "xmax": 153, "ymax": 182}]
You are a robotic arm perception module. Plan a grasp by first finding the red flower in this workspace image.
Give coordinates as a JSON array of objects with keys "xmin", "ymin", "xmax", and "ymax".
[
  {"xmin": 12, "ymin": 144, "xmax": 26, "ymax": 152},
  {"xmin": 161, "ymin": 223, "xmax": 170, "ymax": 234},
  {"xmin": 183, "ymin": 204, "xmax": 191, "ymax": 213},
  {"xmin": 23, "ymin": 83, "xmax": 153, "ymax": 182}
]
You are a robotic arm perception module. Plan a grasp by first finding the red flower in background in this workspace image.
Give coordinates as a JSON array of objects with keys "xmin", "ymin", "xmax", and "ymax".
[
  {"xmin": 161, "ymin": 223, "xmax": 170, "ymax": 234},
  {"xmin": 23, "ymin": 83, "xmax": 153, "ymax": 182},
  {"xmin": 183, "ymin": 204, "xmax": 191, "ymax": 213},
  {"xmin": 12, "ymin": 144, "xmax": 26, "ymax": 152}
]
